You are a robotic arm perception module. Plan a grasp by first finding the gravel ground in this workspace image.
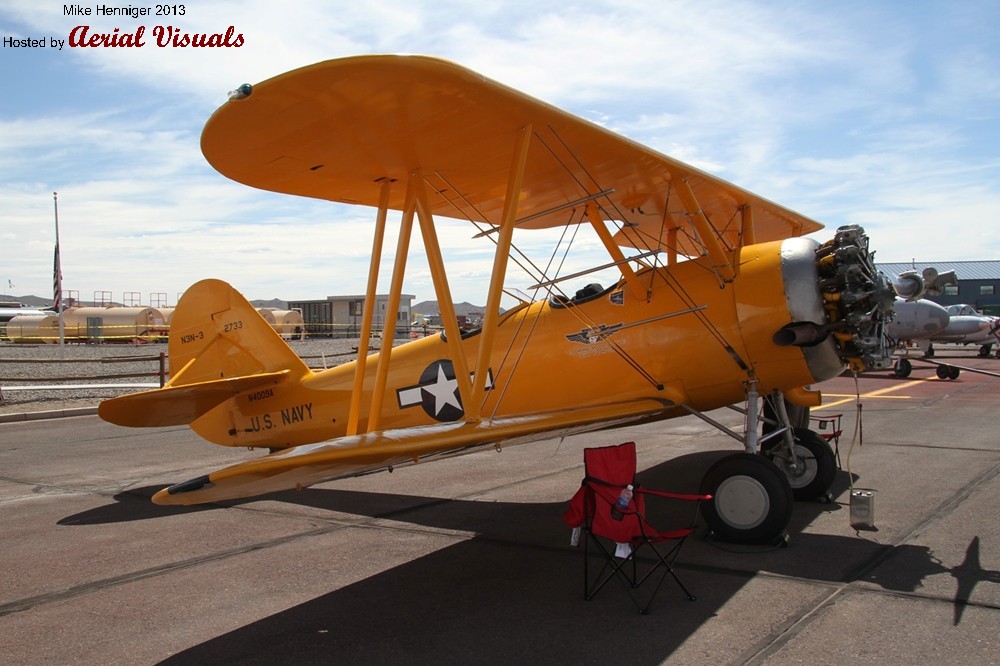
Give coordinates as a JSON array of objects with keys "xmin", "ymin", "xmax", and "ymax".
[{"xmin": 0, "ymin": 338, "xmax": 372, "ymax": 415}]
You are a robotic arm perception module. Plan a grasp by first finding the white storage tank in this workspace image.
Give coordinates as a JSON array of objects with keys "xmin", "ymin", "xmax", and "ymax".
[
  {"xmin": 4, "ymin": 314, "xmax": 60, "ymax": 343},
  {"xmin": 61, "ymin": 306, "xmax": 160, "ymax": 343}
]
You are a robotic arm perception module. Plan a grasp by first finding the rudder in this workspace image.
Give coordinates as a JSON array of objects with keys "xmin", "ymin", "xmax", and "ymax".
[{"xmin": 168, "ymin": 278, "xmax": 309, "ymax": 385}]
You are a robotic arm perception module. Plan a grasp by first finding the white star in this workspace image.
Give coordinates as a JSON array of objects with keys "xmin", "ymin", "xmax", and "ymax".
[{"xmin": 422, "ymin": 364, "xmax": 462, "ymax": 416}]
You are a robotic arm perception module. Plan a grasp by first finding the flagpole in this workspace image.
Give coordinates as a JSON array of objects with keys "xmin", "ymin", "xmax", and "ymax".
[{"xmin": 54, "ymin": 192, "xmax": 65, "ymax": 347}]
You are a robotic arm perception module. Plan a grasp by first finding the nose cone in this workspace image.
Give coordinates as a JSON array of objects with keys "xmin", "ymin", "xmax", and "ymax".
[{"xmin": 945, "ymin": 316, "xmax": 992, "ymax": 337}]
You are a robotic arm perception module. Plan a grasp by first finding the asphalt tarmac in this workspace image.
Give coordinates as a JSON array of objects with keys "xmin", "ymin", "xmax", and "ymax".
[{"xmin": 1, "ymin": 349, "xmax": 998, "ymax": 664}]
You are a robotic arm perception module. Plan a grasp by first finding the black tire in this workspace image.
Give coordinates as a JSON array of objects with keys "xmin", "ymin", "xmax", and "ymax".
[
  {"xmin": 699, "ymin": 453, "xmax": 793, "ymax": 544},
  {"xmin": 936, "ymin": 365, "xmax": 950, "ymax": 379},
  {"xmin": 948, "ymin": 365, "xmax": 960, "ymax": 380},
  {"xmin": 979, "ymin": 345, "xmax": 991, "ymax": 358},
  {"xmin": 926, "ymin": 344, "xmax": 935, "ymax": 357},
  {"xmin": 894, "ymin": 358, "xmax": 912, "ymax": 378},
  {"xmin": 765, "ymin": 428, "xmax": 837, "ymax": 501}
]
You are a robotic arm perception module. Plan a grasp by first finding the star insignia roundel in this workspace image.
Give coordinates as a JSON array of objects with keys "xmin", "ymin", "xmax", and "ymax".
[{"xmin": 395, "ymin": 359, "xmax": 493, "ymax": 422}]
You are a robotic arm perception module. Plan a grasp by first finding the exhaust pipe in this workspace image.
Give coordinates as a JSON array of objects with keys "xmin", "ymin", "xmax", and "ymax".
[{"xmin": 772, "ymin": 321, "xmax": 841, "ymax": 347}]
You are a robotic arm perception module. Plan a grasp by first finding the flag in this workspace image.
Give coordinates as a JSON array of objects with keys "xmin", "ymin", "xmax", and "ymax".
[{"xmin": 53, "ymin": 242, "xmax": 62, "ymax": 312}]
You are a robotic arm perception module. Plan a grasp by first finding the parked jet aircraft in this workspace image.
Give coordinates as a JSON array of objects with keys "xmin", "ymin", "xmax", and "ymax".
[
  {"xmin": 933, "ymin": 306, "xmax": 1000, "ymax": 358},
  {"xmin": 98, "ymin": 55, "xmax": 899, "ymax": 543},
  {"xmin": 0, "ymin": 306, "xmax": 54, "ymax": 324},
  {"xmin": 886, "ymin": 297, "xmax": 1000, "ymax": 376}
]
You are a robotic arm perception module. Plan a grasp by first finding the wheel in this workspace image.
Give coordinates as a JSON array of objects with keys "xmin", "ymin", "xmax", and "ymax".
[
  {"xmin": 764, "ymin": 428, "xmax": 837, "ymax": 501},
  {"xmin": 699, "ymin": 453, "xmax": 793, "ymax": 544},
  {"xmin": 948, "ymin": 365, "xmax": 960, "ymax": 380},
  {"xmin": 979, "ymin": 345, "xmax": 991, "ymax": 357},
  {"xmin": 936, "ymin": 365, "xmax": 950, "ymax": 379},
  {"xmin": 894, "ymin": 358, "xmax": 912, "ymax": 377}
]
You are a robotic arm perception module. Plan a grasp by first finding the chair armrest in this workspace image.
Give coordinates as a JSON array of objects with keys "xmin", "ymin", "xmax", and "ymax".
[{"xmin": 636, "ymin": 488, "xmax": 712, "ymax": 502}]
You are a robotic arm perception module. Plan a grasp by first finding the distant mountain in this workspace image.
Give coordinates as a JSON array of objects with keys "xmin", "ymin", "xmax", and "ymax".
[
  {"xmin": 0, "ymin": 294, "xmax": 55, "ymax": 308},
  {"xmin": 412, "ymin": 300, "xmax": 503, "ymax": 316},
  {"xmin": 250, "ymin": 298, "xmax": 289, "ymax": 309}
]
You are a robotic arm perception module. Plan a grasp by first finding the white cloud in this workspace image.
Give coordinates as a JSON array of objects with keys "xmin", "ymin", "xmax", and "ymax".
[{"xmin": 2, "ymin": 0, "xmax": 999, "ymax": 306}]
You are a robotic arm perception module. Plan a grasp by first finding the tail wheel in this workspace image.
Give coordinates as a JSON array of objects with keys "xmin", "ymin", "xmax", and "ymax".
[
  {"xmin": 764, "ymin": 428, "xmax": 837, "ymax": 501},
  {"xmin": 699, "ymin": 453, "xmax": 793, "ymax": 544}
]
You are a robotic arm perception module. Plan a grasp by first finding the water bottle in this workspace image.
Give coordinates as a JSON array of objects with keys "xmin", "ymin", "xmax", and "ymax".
[{"xmin": 610, "ymin": 484, "xmax": 633, "ymax": 520}]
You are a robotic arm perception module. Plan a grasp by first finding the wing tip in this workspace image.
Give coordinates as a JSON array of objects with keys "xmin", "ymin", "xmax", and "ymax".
[{"xmin": 152, "ymin": 475, "xmax": 214, "ymax": 505}]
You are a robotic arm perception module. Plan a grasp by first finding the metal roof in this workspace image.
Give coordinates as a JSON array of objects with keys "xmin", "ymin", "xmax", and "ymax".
[{"xmin": 876, "ymin": 260, "xmax": 1000, "ymax": 281}]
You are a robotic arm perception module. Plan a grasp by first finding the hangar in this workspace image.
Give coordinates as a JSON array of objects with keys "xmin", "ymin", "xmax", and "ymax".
[{"xmin": 878, "ymin": 260, "xmax": 1000, "ymax": 315}]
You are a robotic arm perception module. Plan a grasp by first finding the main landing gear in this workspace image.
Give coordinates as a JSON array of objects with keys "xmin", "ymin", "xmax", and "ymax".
[
  {"xmin": 685, "ymin": 384, "xmax": 838, "ymax": 544},
  {"xmin": 699, "ymin": 453, "xmax": 794, "ymax": 544},
  {"xmin": 977, "ymin": 344, "xmax": 998, "ymax": 359},
  {"xmin": 895, "ymin": 357, "xmax": 961, "ymax": 379}
]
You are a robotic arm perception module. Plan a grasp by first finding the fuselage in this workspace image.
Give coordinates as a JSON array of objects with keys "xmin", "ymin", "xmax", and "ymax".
[
  {"xmin": 886, "ymin": 298, "xmax": 950, "ymax": 341},
  {"xmin": 189, "ymin": 237, "xmax": 850, "ymax": 448}
]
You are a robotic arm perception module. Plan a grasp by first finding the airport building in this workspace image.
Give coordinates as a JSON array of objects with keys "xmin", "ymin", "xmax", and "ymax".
[
  {"xmin": 288, "ymin": 294, "xmax": 414, "ymax": 338},
  {"xmin": 877, "ymin": 260, "xmax": 1000, "ymax": 315}
]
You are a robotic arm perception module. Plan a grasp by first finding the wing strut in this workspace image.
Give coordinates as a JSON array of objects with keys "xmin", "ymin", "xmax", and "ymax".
[
  {"xmin": 347, "ymin": 178, "xmax": 393, "ymax": 436},
  {"xmin": 367, "ymin": 181, "xmax": 417, "ymax": 431},
  {"xmin": 675, "ymin": 178, "xmax": 737, "ymax": 282},
  {"xmin": 467, "ymin": 124, "xmax": 532, "ymax": 421},
  {"xmin": 413, "ymin": 174, "xmax": 475, "ymax": 415},
  {"xmin": 740, "ymin": 204, "xmax": 756, "ymax": 247},
  {"xmin": 585, "ymin": 204, "xmax": 649, "ymax": 302},
  {"xmin": 666, "ymin": 227, "xmax": 678, "ymax": 265}
]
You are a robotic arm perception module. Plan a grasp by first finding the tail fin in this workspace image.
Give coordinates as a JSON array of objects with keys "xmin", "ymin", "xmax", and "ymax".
[
  {"xmin": 99, "ymin": 279, "xmax": 309, "ymax": 427},
  {"xmin": 167, "ymin": 278, "xmax": 308, "ymax": 385}
]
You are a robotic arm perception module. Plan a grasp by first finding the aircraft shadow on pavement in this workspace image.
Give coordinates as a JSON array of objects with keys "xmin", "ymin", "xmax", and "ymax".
[{"xmin": 57, "ymin": 451, "xmax": 976, "ymax": 662}]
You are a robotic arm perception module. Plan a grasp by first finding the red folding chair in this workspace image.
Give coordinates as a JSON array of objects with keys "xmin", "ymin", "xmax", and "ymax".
[
  {"xmin": 810, "ymin": 413, "xmax": 843, "ymax": 468},
  {"xmin": 563, "ymin": 442, "xmax": 711, "ymax": 614}
]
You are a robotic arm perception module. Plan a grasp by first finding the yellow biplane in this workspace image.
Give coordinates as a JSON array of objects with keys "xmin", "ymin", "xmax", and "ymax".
[{"xmin": 99, "ymin": 55, "xmax": 897, "ymax": 543}]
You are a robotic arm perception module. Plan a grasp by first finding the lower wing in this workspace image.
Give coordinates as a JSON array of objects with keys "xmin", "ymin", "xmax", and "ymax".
[{"xmin": 153, "ymin": 397, "xmax": 674, "ymax": 505}]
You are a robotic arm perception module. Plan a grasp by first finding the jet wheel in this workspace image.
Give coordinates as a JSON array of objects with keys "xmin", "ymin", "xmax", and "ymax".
[
  {"xmin": 894, "ymin": 358, "xmax": 912, "ymax": 377},
  {"xmin": 699, "ymin": 453, "xmax": 793, "ymax": 544},
  {"xmin": 935, "ymin": 364, "xmax": 960, "ymax": 380},
  {"xmin": 764, "ymin": 428, "xmax": 837, "ymax": 501}
]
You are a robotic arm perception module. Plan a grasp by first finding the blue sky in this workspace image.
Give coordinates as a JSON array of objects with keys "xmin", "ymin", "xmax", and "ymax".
[{"xmin": 2, "ymin": 1, "xmax": 998, "ymax": 307}]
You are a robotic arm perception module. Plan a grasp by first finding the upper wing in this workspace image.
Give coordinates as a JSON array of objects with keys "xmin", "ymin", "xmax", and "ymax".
[
  {"xmin": 201, "ymin": 55, "xmax": 821, "ymax": 256},
  {"xmin": 152, "ymin": 397, "xmax": 673, "ymax": 505}
]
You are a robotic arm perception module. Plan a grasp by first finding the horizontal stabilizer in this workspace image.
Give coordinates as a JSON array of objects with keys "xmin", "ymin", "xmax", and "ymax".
[
  {"xmin": 98, "ymin": 371, "xmax": 289, "ymax": 427},
  {"xmin": 152, "ymin": 397, "xmax": 674, "ymax": 505}
]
